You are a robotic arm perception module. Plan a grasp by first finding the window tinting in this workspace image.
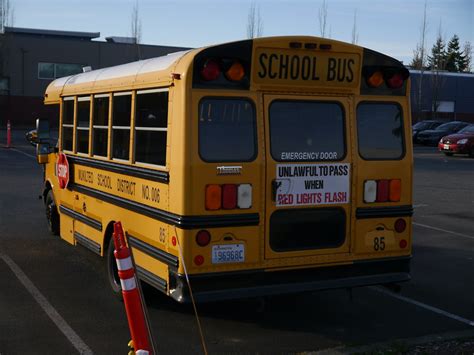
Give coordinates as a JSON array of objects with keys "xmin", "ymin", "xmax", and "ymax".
[
  {"xmin": 135, "ymin": 91, "xmax": 168, "ymax": 166},
  {"xmin": 357, "ymin": 103, "xmax": 404, "ymax": 159},
  {"xmin": 76, "ymin": 99, "xmax": 90, "ymax": 154},
  {"xmin": 270, "ymin": 101, "xmax": 345, "ymax": 161},
  {"xmin": 62, "ymin": 99, "xmax": 74, "ymax": 151},
  {"xmin": 62, "ymin": 127, "xmax": 73, "ymax": 151},
  {"xmin": 62, "ymin": 99, "xmax": 74, "ymax": 125},
  {"xmin": 113, "ymin": 95, "xmax": 131, "ymax": 127},
  {"xmin": 113, "ymin": 130, "xmax": 130, "ymax": 160},
  {"xmin": 199, "ymin": 98, "xmax": 256, "ymax": 162},
  {"xmin": 112, "ymin": 94, "xmax": 131, "ymax": 160},
  {"xmin": 93, "ymin": 96, "xmax": 109, "ymax": 157}
]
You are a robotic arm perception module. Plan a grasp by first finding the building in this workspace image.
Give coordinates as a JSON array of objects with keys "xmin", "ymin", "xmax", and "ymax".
[
  {"xmin": 410, "ymin": 70, "xmax": 474, "ymax": 123},
  {"xmin": 0, "ymin": 27, "xmax": 189, "ymax": 127}
]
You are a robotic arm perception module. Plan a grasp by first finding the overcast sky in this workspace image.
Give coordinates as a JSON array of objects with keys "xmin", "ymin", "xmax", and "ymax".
[{"xmin": 9, "ymin": 0, "xmax": 474, "ymax": 65}]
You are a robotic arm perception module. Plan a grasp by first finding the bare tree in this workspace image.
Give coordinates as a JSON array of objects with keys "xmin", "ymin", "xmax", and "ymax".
[
  {"xmin": 318, "ymin": 0, "xmax": 328, "ymax": 38},
  {"xmin": 413, "ymin": 0, "xmax": 428, "ymax": 121},
  {"xmin": 1, "ymin": 0, "xmax": 14, "ymax": 33},
  {"xmin": 463, "ymin": 41, "xmax": 472, "ymax": 73},
  {"xmin": 131, "ymin": 0, "xmax": 142, "ymax": 60},
  {"xmin": 246, "ymin": 1, "xmax": 263, "ymax": 39},
  {"xmin": 351, "ymin": 9, "xmax": 358, "ymax": 44}
]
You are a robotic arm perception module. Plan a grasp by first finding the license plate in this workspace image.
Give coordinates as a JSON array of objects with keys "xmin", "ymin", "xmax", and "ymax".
[
  {"xmin": 212, "ymin": 244, "xmax": 245, "ymax": 264},
  {"xmin": 444, "ymin": 144, "xmax": 450, "ymax": 150}
]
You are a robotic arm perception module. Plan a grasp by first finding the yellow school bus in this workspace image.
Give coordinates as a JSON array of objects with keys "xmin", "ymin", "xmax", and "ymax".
[{"xmin": 36, "ymin": 36, "xmax": 413, "ymax": 302}]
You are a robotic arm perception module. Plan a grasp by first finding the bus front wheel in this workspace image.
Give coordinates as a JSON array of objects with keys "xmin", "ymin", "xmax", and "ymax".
[
  {"xmin": 106, "ymin": 238, "xmax": 123, "ymax": 299},
  {"xmin": 45, "ymin": 190, "xmax": 60, "ymax": 235}
]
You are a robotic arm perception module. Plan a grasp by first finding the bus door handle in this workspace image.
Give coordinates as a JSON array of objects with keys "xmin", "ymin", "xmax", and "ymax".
[{"xmin": 271, "ymin": 179, "xmax": 282, "ymax": 202}]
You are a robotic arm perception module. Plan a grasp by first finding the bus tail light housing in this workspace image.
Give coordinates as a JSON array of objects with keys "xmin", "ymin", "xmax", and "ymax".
[
  {"xmin": 205, "ymin": 184, "xmax": 252, "ymax": 210},
  {"xmin": 364, "ymin": 179, "xmax": 401, "ymax": 203}
]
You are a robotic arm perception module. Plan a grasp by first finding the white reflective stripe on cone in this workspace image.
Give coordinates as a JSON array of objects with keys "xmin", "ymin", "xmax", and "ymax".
[
  {"xmin": 120, "ymin": 277, "xmax": 137, "ymax": 291},
  {"xmin": 115, "ymin": 257, "xmax": 133, "ymax": 271},
  {"xmin": 136, "ymin": 351, "xmax": 149, "ymax": 355}
]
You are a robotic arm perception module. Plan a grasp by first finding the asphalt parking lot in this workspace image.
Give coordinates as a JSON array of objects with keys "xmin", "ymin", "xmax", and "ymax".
[{"xmin": 0, "ymin": 132, "xmax": 473, "ymax": 354}]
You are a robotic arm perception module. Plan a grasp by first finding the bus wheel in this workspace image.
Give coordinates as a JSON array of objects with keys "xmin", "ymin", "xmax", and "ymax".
[
  {"xmin": 106, "ymin": 238, "xmax": 123, "ymax": 299},
  {"xmin": 45, "ymin": 190, "xmax": 60, "ymax": 235}
]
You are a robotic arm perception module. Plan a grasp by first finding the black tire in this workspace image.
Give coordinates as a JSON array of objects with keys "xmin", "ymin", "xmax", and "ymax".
[
  {"xmin": 106, "ymin": 238, "xmax": 123, "ymax": 299},
  {"xmin": 45, "ymin": 190, "xmax": 60, "ymax": 235},
  {"xmin": 444, "ymin": 152, "xmax": 453, "ymax": 157}
]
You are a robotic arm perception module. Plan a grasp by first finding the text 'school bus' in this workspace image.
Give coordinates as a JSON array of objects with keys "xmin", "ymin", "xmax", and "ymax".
[{"xmin": 36, "ymin": 36, "xmax": 413, "ymax": 303}]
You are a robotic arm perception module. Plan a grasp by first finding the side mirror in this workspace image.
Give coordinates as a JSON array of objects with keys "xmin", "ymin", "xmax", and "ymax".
[
  {"xmin": 36, "ymin": 118, "xmax": 50, "ymax": 143},
  {"xmin": 36, "ymin": 118, "xmax": 51, "ymax": 164}
]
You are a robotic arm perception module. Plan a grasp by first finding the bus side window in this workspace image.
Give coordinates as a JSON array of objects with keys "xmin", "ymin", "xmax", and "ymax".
[
  {"xmin": 112, "ymin": 93, "xmax": 132, "ymax": 161},
  {"xmin": 134, "ymin": 90, "xmax": 168, "ymax": 166},
  {"xmin": 76, "ymin": 96, "xmax": 91, "ymax": 154},
  {"xmin": 61, "ymin": 98, "xmax": 74, "ymax": 152},
  {"xmin": 93, "ymin": 95, "xmax": 109, "ymax": 157}
]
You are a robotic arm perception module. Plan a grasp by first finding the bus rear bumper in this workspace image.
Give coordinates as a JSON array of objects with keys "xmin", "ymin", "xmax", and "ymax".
[{"xmin": 168, "ymin": 256, "xmax": 411, "ymax": 303}]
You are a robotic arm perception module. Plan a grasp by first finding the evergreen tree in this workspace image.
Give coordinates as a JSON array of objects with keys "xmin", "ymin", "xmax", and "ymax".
[
  {"xmin": 445, "ymin": 34, "xmax": 466, "ymax": 72},
  {"xmin": 428, "ymin": 35, "xmax": 447, "ymax": 70}
]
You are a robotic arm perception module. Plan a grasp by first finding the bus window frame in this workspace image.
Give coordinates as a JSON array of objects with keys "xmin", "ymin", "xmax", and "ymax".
[
  {"xmin": 61, "ymin": 96, "xmax": 75, "ymax": 154},
  {"xmin": 356, "ymin": 100, "xmax": 406, "ymax": 161},
  {"xmin": 111, "ymin": 91, "xmax": 133, "ymax": 163},
  {"xmin": 76, "ymin": 95, "xmax": 92, "ymax": 157},
  {"xmin": 268, "ymin": 99, "xmax": 347, "ymax": 163},
  {"xmin": 92, "ymin": 93, "xmax": 111, "ymax": 160},
  {"xmin": 133, "ymin": 87, "xmax": 169, "ymax": 169},
  {"xmin": 197, "ymin": 96, "xmax": 258, "ymax": 163}
]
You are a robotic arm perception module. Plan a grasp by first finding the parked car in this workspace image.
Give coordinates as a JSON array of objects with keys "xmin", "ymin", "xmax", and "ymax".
[
  {"xmin": 412, "ymin": 120, "xmax": 445, "ymax": 143},
  {"xmin": 25, "ymin": 129, "xmax": 38, "ymax": 146},
  {"xmin": 438, "ymin": 124, "xmax": 474, "ymax": 157},
  {"xmin": 416, "ymin": 121, "xmax": 469, "ymax": 146}
]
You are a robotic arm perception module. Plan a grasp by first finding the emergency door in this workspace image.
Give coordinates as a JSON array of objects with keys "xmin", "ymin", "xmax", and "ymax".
[{"xmin": 263, "ymin": 94, "xmax": 353, "ymax": 260}]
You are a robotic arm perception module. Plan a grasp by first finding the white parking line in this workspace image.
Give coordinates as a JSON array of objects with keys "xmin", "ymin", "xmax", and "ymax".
[
  {"xmin": 7, "ymin": 148, "xmax": 37, "ymax": 160},
  {"xmin": 370, "ymin": 286, "xmax": 474, "ymax": 327},
  {"xmin": 0, "ymin": 252, "xmax": 93, "ymax": 354},
  {"xmin": 413, "ymin": 222, "xmax": 474, "ymax": 240}
]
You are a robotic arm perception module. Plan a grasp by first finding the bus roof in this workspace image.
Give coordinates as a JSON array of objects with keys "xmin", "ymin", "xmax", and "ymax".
[{"xmin": 44, "ymin": 50, "xmax": 191, "ymax": 103}]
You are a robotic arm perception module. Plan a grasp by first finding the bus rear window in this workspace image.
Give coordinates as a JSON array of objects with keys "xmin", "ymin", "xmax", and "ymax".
[
  {"xmin": 357, "ymin": 103, "xmax": 404, "ymax": 160},
  {"xmin": 270, "ymin": 101, "xmax": 345, "ymax": 161},
  {"xmin": 199, "ymin": 98, "xmax": 256, "ymax": 162}
]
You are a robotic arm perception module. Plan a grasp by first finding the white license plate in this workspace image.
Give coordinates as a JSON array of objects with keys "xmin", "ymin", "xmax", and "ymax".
[
  {"xmin": 212, "ymin": 244, "xmax": 245, "ymax": 264},
  {"xmin": 444, "ymin": 144, "xmax": 450, "ymax": 150}
]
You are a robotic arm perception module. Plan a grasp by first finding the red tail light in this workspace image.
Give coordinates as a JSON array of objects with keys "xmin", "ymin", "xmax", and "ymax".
[
  {"xmin": 376, "ymin": 180, "xmax": 389, "ymax": 202},
  {"xmin": 222, "ymin": 184, "xmax": 238, "ymax": 209},
  {"xmin": 385, "ymin": 73, "xmax": 405, "ymax": 89},
  {"xmin": 394, "ymin": 218, "xmax": 406, "ymax": 233},
  {"xmin": 196, "ymin": 230, "xmax": 211, "ymax": 247},
  {"xmin": 399, "ymin": 239, "xmax": 408, "ymax": 249},
  {"xmin": 194, "ymin": 255, "xmax": 204, "ymax": 266},
  {"xmin": 201, "ymin": 59, "xmax": 221, "ymax": 81}
]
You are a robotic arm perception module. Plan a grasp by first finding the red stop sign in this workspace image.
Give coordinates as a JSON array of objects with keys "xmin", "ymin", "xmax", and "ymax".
[{"xmin": 57, "ymin": 153, "xmax": 70, "ymax": 189}]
